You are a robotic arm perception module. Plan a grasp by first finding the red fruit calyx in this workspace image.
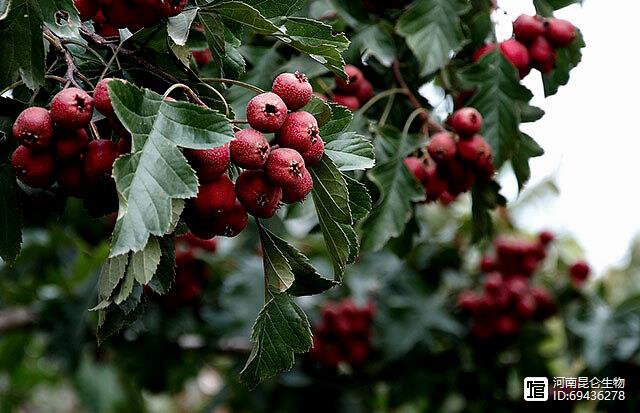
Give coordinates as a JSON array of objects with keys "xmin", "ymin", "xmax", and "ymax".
[
  {"xmin": 246, "ymin": 92, "xmax": 288, "ymax": 133},
  {"xmin": 265, "ymin": 148, "xmax": 307, "ymax": 188},
  {"xmin": 281, "ymin": 169, "xmax": 313, "ymax": 204},
  {"xmin": 230, "ymin": 129, "xmax": 270, "ymax": 170},
  {"xmin": 277, "ymin": 111, "xmax": 320, "ymax": 153},
  {"xmin": 50, "ymin": 87, "xmax": 95, "ymax": 130},
  {"xmin": 235, "ymin": 170, "xmax": 283, "ymax": 218}
]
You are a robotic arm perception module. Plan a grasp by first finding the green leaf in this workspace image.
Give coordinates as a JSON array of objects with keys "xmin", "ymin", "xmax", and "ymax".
[
  {"xmin": 0, "ymin": 0, "xmax": 44, "ymax": 90},
  {"xmin": 396, "ymin": 0, "xmax": 469, "ymax": 76},
  {"xmin": 511, "ymin": 133, "xmax": 544, "ymax": 191},
  {"xmin": 97, "ymin": 299, "xmax": 146, "ymax": 345},
  {"xmin": 209, "ymin": 1, "xmax": 279, "ymax": 34},
  {"xmin": 258, "ymin": 222, "xmax": 295, "ymax": 293},
  {"xmin": 251, "ymin": 0, "xmax": 307, "ymax": 18},
  {"xmin": 470, "ymin": 180, "xmax": 506, "ymax": 242},
  {"xmin": 534, "ymin": 0, "xmax": 581, "ymax": 16},
  {"xmin": 542, "ymin": 30, "xmax": 585, "ymax": 97},
  {"xmin": 303, "ymin": 96, "xmax": 332, "ymax": 127},
  {"xmin": 168, "ymin": 8, "xmax": 199, "ymax": 46},
  {"xmin": 113, "ymin": 265, "xmax": 135, "ymax": 305},
  {"xmin": 344, "ymin": 174, "xmax": 372, "ymax": 222},
  {"xmin": 127, "ymin": 236, "xmax": 162, "ymax": 286},
  {"xmin": 458, "ymin": 50, "xmax": 534, "ymax": 168},
  {"xmin": 240, "ymin": 292, "xmax": 312, "ymax": 388},
  {"xmin": 278, "ymin": 18, "xmax": 350, "ymax": 78},
  {"xmin": 148, "ymin": 236, "xmax": 176, "ymax": 295},
  {"xmin": 97, "ymin": 254, "xmax": 129, "ymax": 303},
  {"xmin": 350, "ymin": 24, "xmax": 396, "ymax": 67},
  {"xmin": 0, "ymin": 161, "xmax": 22, "ymax": 263},
  {"xmin": 107, "ymin": 81, "xmax": 234, "ymax": 256},
  {"xmin": 324, "ymin": 132, "xmax": 375, "ymax": 171},
  {"xmin": 41, "ymin": 0, "xmax": 84, "ymax": 42},
  {"xmin": 319, "ymin": 103, "xmax": 353, "ymax": 140},
  {"xmin": 360, "ymin": 127, "xmax": 425, "ymax": 252},
  {"xmin": 197, "ymin": 9, "xmax": 225, "ymax": 77},
  {"xmin": 0, "ymin": 0, "xmax": 9, "ymax": 21}
]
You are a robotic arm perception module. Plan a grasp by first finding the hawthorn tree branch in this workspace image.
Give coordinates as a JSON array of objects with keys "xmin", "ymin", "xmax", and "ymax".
[
  {"xmin": 0, "ymin": 307, "xmax": 38, "ymax": 334},
  {"xmin": 43, "ymin": 27, "xmax": 94, "ymax": 89},
  {"xmin": 392, "ymin": 60, "xmax": 445, "ymax": 134}
]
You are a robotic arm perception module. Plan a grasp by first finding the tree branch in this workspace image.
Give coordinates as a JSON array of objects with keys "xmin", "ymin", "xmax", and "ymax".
[{"xmin": 0, "ymin": 307, "xmax": 37, "ymax": 333}]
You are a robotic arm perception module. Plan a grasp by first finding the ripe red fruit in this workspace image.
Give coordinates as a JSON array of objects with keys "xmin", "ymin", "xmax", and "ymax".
[
  {"xmin": 480, "ymin": 255, "xmax": 497, "ymax": 273},
  {"xmin": 495, "ymin": 315, "xmax": 520, "ymax": 335},
  {"xmin": 94, "ymin": 78, "xmax": 116, "ymax": 117},
  {"xmin": 281, "ymin": 169, "xmax": 313, "ymax": 204},
  {"xmin": 484, "ymin": 272, "xmax": 503, "ymax": 294},
  {"xmin": 472, "ymin": 43, "xmax": 497, "ymax": 62},
  {"xmin": 50, "ymin": 87, "xmax": 95, "ymax": 130},
  {"xmin": 11, "ymin": 146, "xmax": 55, "ymax": 188},
  {"xmin": 12, "ymin": 107, "xmax": 54, "ymax": 150},
  {"xmin": 457, "ymin": 134, "xmax": 492, "ymax": 164},
  {"xmin": 177, "ymin": 231, "xmax": 217, "ymax": 251},
  {"xmin": 449, "ymin": 107, "xmax": 483, "ymax": 137},
  {"xmin": 424, "ymin": 164, "xmax": 448, "ymax": 201},
  {"xmin": 212, "ymin": 201, "xmax": 249, "ymax": 237},
  {"xmin": 531, "ymin": 287, "xmax": 556, "ymax": 319},
  {"xmin": 335, "ymin": 65, "xmax": 363, "ymax": 93},
  {"xmin": 301, "ymin": 137, "xmax": 324, "ymax": 167},
  {"xmin": 355, "ymin": 79, "xmax": 373, "ymax": 104},
  {"xmin": 517, "ymin": 294, "xmax": 538, "ymax": 318},
  {"xmin": 499, "ymin": 39, "xmax": 531, "ymax": 78},
  {"xmin": 184, "ymin": 143, "xmax": 230, "ymax": 182},
  {"xmin": 529, "ymin": 36, "xmax": 556, "ymax": 73},
  {"xmin": 55, "ymin": 128, "xmax": 89, "ymax": 160},
  {"xmin": 117, "ymin": 137, "xmax": 131, "ymax": 154},
  {"xmin": 84, "ymin": 139, "xmax": 119, "ymax": 183},
  {"xmin": 74, "ymin": 0, "xmax": 99, "ymax": 21},
  {"xmin": 192, "ymin": 49, "xmax": 213, "ymax": 68},
  {"xmin": 277, "ymin": 111, "xmax": 320, "ymax": 153},
  {"xmin": 57, "ymin": 162, "xmax": 85, "ymax": 197},
  {"xmin": 443, "ymin": 159, "xmax": 475, "ymax": 195},
  {"xmin": 190, "ymin": 175, "xmax": 237, "ymax": 218},
  {"xmin": 235, "ymin": 170, "xmax": 283, "ymax": 218},
  {"xmin": 184, "ymin": 210, "xmax": 218, "ymax": 240},
  {"xmin": 569, "ymin": 260, "xmax": 590, "ymax": 284},
  {"xmin": 404, "ymin": 156, "xmax": 428, "ymax": 184},
  {"xmin": 427, "ymin": 132, "xmax": 457, "ymax": 164},
  {"xmin": 230, "ymin": 129, "xmax": 270, "ymax": 170},
  {"xmin": 158, "ymin": 0, "xmax": 188, "ymax": 17},
  {"xmin": 332, "ymin": 94, "xmax": 360, "ymax": 111},
  {"xmin": 246, "ymin": 92, "xmax": 288, "ymax": 133},
  {"xmin": 512, "ymin": 14, "xmax": 545, "ymax": 44},
  {"xmin": 265, "ymin": 148, "xmax": 307, "ymax": 188},
  {"xmin": 458, "ymin": 291, "xmax": 479, "ymax": 312},
  {"xmin": 545, "ymin": 18, "xmax": 576, "ymax": 47},
  {"xmin": 538, "ymin": 230, "xmax": 555, "ymax": 246},
  {"xmin": 271, "ymin": 71, "xmax": 313, "ymax": 111}
]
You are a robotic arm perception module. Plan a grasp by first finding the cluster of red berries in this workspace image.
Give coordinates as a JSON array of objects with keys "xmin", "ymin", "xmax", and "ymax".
[
  {"xmin": 404, "ymin": 107, "xmax": 494, "ymax": 204},
  {"xmin": 324, "ymin": 64, "xmax": 373, "ymax": 111},
  {"xmin": 457, "ymin": 232, "xmax": 557, "ymax": 338},
  {"xmin": 473, "ymin": 15, "xmax": 577, "ymax": 77},
  {"xmin": 162, "ymin": 232, "xmax": 215, "ymax": 305},
  {"xmin": 74, "ymin": 0, "xmax": 187, "ymax": 32},
  {"xmin": 184, "ymin": 71, "xmax": 323, "ymax": 240},
  {"xmin": 10, "ymin": 85, "xmax": 126, "ymax": 202},
  {"xmin": 568, "ymin": 260, "xmax": 591, "ymax": 286},
  {"xmin": 309, "ymin": 299, "xmax": 375, "ymax": 368}
]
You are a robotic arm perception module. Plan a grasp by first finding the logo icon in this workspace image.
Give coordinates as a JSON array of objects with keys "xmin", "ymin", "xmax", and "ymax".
[{"xmin": 524, "ymin": 377, "xmax": 549, "ymax": 401}]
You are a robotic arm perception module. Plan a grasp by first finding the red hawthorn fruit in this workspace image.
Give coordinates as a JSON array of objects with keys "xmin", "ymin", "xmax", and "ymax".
[
  {"xmin": 404, "ymin": 156, "xmax": 428, "ymax": 184},
  {"xmin": 235, "ymin": 170, "xmax": 283, "ymax": 218},
  {"xmin": 192, "ymin": 49, "xmax": 213, "ymax": 68},
  {"xmin": 483, "ymin": 272, "xmax": 503, "ymax": 294},
  {"xmin": 335, "ymin": 64, "xmax": 364, "ymax": 93},
  {"xmin": 84, "ymin": 139, "xmax": 119, "ymax": 183},
  {"xmin": 211, "ymin": 201, "xmax": 249, "ymax": 237},
  {"xmin": 158, "ymin": 0, "xmax": 188, "ymax": 17},
  {"xmin": 442, "ymin": 159, "xmax": 475, "ymax": 195},
  {"xmin": 184, "ymin": 143, "xmax": 231, "ymax": 182},
  {"xmin": 544, "ymin": 18, "xmax": 577, "ymax": 47},
  {"xmin": 117, "ymin": 137, "xmax": 131, "ymax": 154},
  {"xmin": 265, "ymin": 148, "xmax": 307, "ymax": 188},
  {"xmin": 472, "ymin": 43, "xmax": 497, "ymax": 62},
  {"xmin": 50, "ymin": 88, "xmax": 95, "ymax": 130},
  {"xmin": 499, "ymin": 39, "xmax": 531, "ymax": 78},
  {"xmin": 355, "ymin": 79, "xmax": 373, "ymax": 104},
  {"xmin": 438, "ymin": 191, "xmax": 458, "ymax": 205},
  {"xmin": 11, "ymin": 146, "xmax": 55, "ymax": 188},
  {"xmin": 271, "ymin": 71, "xmax": 313, "ymax": 111},
  {"xmin": 531, "ymin": 287, "xmax": 556, "ymax": 319},
  {"xmin": 506, "ymin": 276, "xmax": 529, "ymax": 298},
  {"xmin": 449, "ymin": 107, "xmax": 483, "ymax": 137},
  {"xmin": 458, "ymin": 291, "xmax": 479, "ymax": 312},
  {"xmin": 529, "ymin": 36, "xmax": 556, "ymax": 72},
  {"xmin": 301, "ymin": 137, "xmax": 325, "ymax": 167},
  {"xmin": 456, "ymin": 134, "xmax": 492, "ymax": 164},
  {"xmin": 332, "ymin": 94, "xmax": 360, "ymax": 111},
  {"xmin": 190, "ymin": 175, "xmax": 237, "ymax": 217},
  {"xmin": 55, "ymin": 128, "xmax": 89, "ymax": 160},
  {"xmin": 277, "ymin": 111, "xmax": 320, "ymax": 153},
  {"xmin": 230, "ymin": 128, "xmax": 270, "ymax": 170},
  {"xmin": 427, "ymin": 132, "xmax": 457, "ymax": 164},
  {"xmin": 102, "ymin": 0, "xmax": 141, "ymax": 28},
  {"xmin": 74, "ymin": 0, "xmax": 99, "ymax": 21},
  {"xmin": 569, "ymin": 260, "xmax": 590, "ymax": 284},
  {"xmin": 513, "ymin": 14, "xmax": 545, "ymax": 44},
  {"xmin": 474, "ymin": 155, "xmax": 496, "ymax": 181},
  {"xmin": 94, "ymin": 78, "xmax": 117, "ymax": 118},
  {"xmin": 12, "ymin": 107, "xmax": 54, "ymax": 150},
  {"xmin": 516, "ymin": 294, "xmax": 538, "ymax": 318},
  {"xmin": 424, "ymin": 164, "xmax": 448, "ymax": 201},
  {"xmin": 177, "ymin": 231, "xmax": 217, "ymax": 252},
  {"xmin": 471, "ymin": 322, "xmax": 493, "ymax": 339},
  {"xmin": 97, "ymin": 23, "xmax": 120, "ymax": 39},
  {"xmin": 246, "ymin": 92, "xmax": 288, "ymax": 133},
  {"xmin": 281, "ymin": 169, "xmax": 313, "ymax": 204},
  {"xmin": 538, "ymin": 230, "xmax": 555, "ymax": 246},
  {"xmin": 480, "ymin": 255, "xmax": 497, "ymax": 273},
  {"xmin": 184, "ymin": 209, "xmax": 218, "ymax": 240},
  {"xmin": 495, "ymin": 315, "xmax": 520, "ymax": 335},
  {"xmin": 57, "ymin": 162, "xmax": 86, "ymax": 198}
]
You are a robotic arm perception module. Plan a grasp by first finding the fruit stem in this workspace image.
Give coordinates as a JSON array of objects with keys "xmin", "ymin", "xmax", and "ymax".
[
  {"xmin": 0, "ymin": 75, "xmax": 66, "ymax": 96},
  {"xmin": 163, "ymin": 83, "xmax": 207, "ymax": 108},
  {"xmin": 402, "ymin": 108, "xmax": 432, "ymax": 138},
  {"xmin": 358, "ymin": 88, "xmax": 406, "ymax": 114},
  {"xmin": 197, "ymin": 82, "xmax": 231, "ymax": 117},
  {"xmin": 201, "ymin": 78, "xmax": 265, "ymax": 94},
  {"xmin": 43, "ymin": 27, "xmax": 94, "ymax": 89}
]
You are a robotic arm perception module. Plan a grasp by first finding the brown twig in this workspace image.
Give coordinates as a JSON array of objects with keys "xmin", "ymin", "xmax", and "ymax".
[
  {"xmin": 0, "ymin": 307, "xmax": 37, "ymax": 334},
  {"xmin": 392, "ymin": 60, "xmax": 445, "ymax": 134}
]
